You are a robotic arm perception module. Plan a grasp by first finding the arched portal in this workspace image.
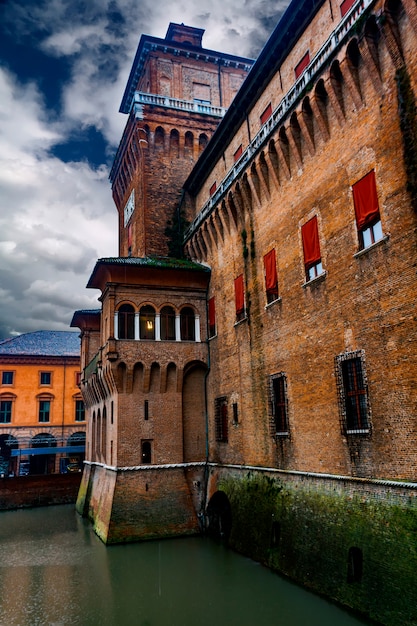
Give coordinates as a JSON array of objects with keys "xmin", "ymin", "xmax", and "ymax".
[
  {"xmin": 182, "ymin": 361, "xmax": 207, "ymax": 462},
  {"xmin": 206, "ymin": 491, "xmax": 232, "ymax": 542}
]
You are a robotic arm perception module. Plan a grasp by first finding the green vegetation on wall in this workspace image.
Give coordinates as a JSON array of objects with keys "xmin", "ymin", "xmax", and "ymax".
[{"xmin": 218, "ymin": 471, "xmax": 417, "ymax": 626}]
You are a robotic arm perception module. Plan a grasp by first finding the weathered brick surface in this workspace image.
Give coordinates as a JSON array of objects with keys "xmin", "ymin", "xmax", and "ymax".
[
  {"xmin": 0, "ymin": 474, "xmax": 82, "ymax": 510},
  {"xmin": 187, "ymin": 0, "xmax": 417, "ymax": 481}
]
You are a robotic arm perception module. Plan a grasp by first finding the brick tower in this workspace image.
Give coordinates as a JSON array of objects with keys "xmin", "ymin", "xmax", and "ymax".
[{"xmin": 72, "ymin": 24, "xmax": 253, "ymax": 543}]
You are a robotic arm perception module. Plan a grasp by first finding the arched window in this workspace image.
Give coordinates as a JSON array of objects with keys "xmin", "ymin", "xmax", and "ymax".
[
  {"xmin": 199, "ymin": 133, "xmax": 208, "ymax": 153},
  {"xmin": 140, "ymin": 305, "xmax": 155, "ymax": 340},
  {"xmin": 180, "ymin": 307, "xmax": 195, "ymax": 341},
  {"xmin": 118, "ymin": 304, "xmax": 135, "ymax": 339},
  {"xmin": 160, "ymin": 306, "xmax": 176, "ymax": 340},
  {"xmin": 185, "ymin": 131, "xmax": 194, "ymax": 155},
  {"xmin": 170, "ymin": 129, "xmax": 179, "ymax": 157},
  {"xmin": 141, "ymin": 440, "xmax": 152, "ymax": 464},
  {"xmin": 155, "ymin": 126, "xmax": 165, "ymax": 149}
]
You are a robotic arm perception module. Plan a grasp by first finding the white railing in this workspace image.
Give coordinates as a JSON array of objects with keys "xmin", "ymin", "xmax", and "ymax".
[
  {"xmin": 133, "ymin": 92, "xmax": 227, "ymax": 118},
  {"xmin": 184, "ymin": 0, "xmax": 374, "ymax": 241}
]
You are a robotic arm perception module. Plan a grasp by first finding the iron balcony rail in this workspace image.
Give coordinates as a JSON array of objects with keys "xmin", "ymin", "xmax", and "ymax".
[
  {"xmin": 133, "ymin": 92, "xmax": 227, "ymax": 118},
  {"xmin": 184, "ymin": 0, "xmax": 374, "ymax": 242}
]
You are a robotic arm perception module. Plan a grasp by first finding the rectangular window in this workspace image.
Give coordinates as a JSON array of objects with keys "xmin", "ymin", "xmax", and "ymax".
[
  {"xmin": 234, "ymin": 274, "xmax": 246, "ymax": 322},
  {"xmin": 232, "ymin": 402, "xmax": 239, "ymax": 425},
  {"xmin": 0, "ymin": 400, "xmax": 12, "ymax": 423},
  {"xmin": 264, "ymin": 249, "xmax": 279, "ymax": 303},
  {"xmin": 340, "ymin": 0, "xmax": 356, "ymax": 17},
  {"xmin": 40, "ymin": 372, "xmax": 51, "ymax": 385},
  {"xmin": 215, "ymin": 396, "xmax": 228, "ymax": 442},
  {"xmin": 270, "ymin": 373, "xmax": 289, "ymax": 435},
  {"xmin": 295, "ymin": 51, "xmax": 310, "ymax": 79},
  {"xmin": 233, "ymin": 145, "xmax": 243, "ymax": 162},
  {"xmin": 193, "ymin": 82, "xmax": 211, "ymax": 104},
  {"xmin": 302, "ymin": 216, "xmax": 324, "ymax": 281},
  {"xmin": 75, "ymin": 399, "xmax": 85, "ymax": 422},
  {"xmin": 1, "ymin": 371, "xmax": 14, "ymax": 385},
  {"xmin": 39, "ymin": 400, "xmax": 51, "ymax": 423},
  {"xmin": 208, "ymin": 296, "xmax": 216, "ymax": 338},
  {"xmin": 144, "ymin": 400, "xmax": 149, "ymax": 421},
  {"xmin": 352, "ymin": 170, "xmax": 383, "ymax": 250},
  {"xmin": 260, "ymin": 103, "xmax": 272, "ymax": 125},
  {"xmin": 209, "ymin": 181, "xmax": 217, "ymax": 196},
  {"xmin": 336, "ymin": 352, "xmax": 370, "ymax": 433},
  {"xmin": 75, "ymin": 372, "xmax": 81, "ymax": 386}
]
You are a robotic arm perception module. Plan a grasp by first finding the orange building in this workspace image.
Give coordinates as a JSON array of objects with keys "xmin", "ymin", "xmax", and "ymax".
[{"xmin": 0, "ymin": 331, "xmax": 85, "ymax": 476}]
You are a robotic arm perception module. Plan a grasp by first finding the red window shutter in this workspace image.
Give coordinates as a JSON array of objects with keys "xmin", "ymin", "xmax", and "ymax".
[
  {"xmin": 208, "ymin": 296, "xmax": 216, "ymax": 335},
  {"xmin": 260, "ymin": 103, "xmax": 272, "ymax": 125},
  {"xmin": 234, "ymin": 145, "xmax": 243, "ymax": 162},
  {"xmin": 264, "ymin": 249, "xmax": 278, "ymax": 294},
  {"xmin": 302, "ymin": 216, "xmax": 321, "ymax": 267},
  {"xmin": 209, "ymin": 182, "xmax": 217, "ymax": 196},
  {"xmin": 352, "ymin": 170, "xmax": 380, "ymax": 230},
  {"xmin": 295, "ymin": 51, "xmax": 310, "ymax": 79},
  {"xmin": 340, "ymin": 0, "xmax": 356, "ymax": 17},
  {"xmin": 234, "ymin": 274, "xmax": 245, "ymax": 316}
]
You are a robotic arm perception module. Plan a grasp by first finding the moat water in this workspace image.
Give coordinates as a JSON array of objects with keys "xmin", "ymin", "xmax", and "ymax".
[{"xmin": 0, "ymin": 505, "xmax": 370, "ymax": 626}]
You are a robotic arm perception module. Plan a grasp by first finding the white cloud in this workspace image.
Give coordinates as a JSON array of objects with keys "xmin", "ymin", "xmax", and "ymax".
[{"xmin": 0, "ymin": 67, "xmax": 117, "ymax": 338}]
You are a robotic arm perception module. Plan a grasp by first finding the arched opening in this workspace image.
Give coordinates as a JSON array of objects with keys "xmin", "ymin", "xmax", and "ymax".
[
  {"xmin": 118, "ymin": 303, "xmax": 135, "ymax": 339},
  {"xmin": 347, "ymin": 547, "xmax": 363, "ymax": 583},
  {"xmin": 330, "ymin": 60, "xmax": 345, "ymax": 115},
  {"xmin": 182, "ymin": 361, "xmax": 207, "ymax": 462},
  {"xmin": 30, "ymin": 433, "xmax": 57, "ymax": 475},
  {"xmin": 206, "ymin": 491, "xmax": 232, "ymax": 542},
  {"xmin": 141, "ymin": 440, "xmax": 152, "ymax": 464},
  {"xmin": 184, "ymin": 131, "xmax": 194, "ymax": 156},
  {"xmin": 170, "ymin": 129, "xmax": 180, "ymax": 157},
  {"xmin": 180, "ymin": 307, "xmax": 195, "ymax": 341},
  {"xmin": 63, "ymin": 432, "xmax": 86, "ymax": 473},
  {"xmin": 154, "ymin": 126, "xmax": 165, "ymax": 150},
  {"xmin": 302, "ymin": 97, "xmax": 315, "ymax": 146},
  {"xmin": 160, "ymin": 305, "xmax": 176, "ymax": 340},
  {"xmin": 0, "ymin": 434, "xmax": 18, "ymax": 477},
  {"xmin": 199, "ymin": 133, "xmax": 208, "ymax": 153},
  {"xmin": 140, "ymin": 305, "xmax": 156, "ymax": 339}
]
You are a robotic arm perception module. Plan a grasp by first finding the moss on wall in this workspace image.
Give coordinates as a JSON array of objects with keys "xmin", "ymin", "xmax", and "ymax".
[{"xmin": 218, "ymin": 471, "xmax": 417, "ymax": 626}]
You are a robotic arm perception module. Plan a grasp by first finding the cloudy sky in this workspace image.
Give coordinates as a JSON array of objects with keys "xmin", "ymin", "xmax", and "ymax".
[{"xmin": 0, "ymin": 0, "xmax": 287, "ymax": 339}]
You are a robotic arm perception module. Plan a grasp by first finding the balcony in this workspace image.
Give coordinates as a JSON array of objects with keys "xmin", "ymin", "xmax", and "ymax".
[{"xmin": 133, "ymin": 92, "xmax": 227, "ymax": 119}]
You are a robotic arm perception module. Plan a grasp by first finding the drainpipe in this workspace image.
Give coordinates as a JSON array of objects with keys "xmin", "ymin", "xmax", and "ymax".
[{"xmin": 200, "ymin": 285, "xmax": 211, "ymax": 533}]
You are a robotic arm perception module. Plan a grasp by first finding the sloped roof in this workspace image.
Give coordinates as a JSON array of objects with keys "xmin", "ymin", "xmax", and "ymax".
[{"xmin": 0, "ymin": 331, "xmax": 80, "ymax": 357}]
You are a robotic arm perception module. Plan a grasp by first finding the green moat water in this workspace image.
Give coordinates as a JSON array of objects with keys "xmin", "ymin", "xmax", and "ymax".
[{"xmin": 0, "ymin": 505, "xmax": 371, "ymax": 626}]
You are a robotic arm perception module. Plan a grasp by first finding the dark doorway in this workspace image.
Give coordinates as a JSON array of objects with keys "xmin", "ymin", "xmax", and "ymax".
[{"xmin": 206, "ymin": 491, "xmax": 232, "ymax": 542}]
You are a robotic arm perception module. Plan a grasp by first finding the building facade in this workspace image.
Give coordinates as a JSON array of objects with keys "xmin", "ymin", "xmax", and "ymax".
[
  {"xmin": 72, "ymin": 4, "xmax": 417, "ymax": 624},
  {"xmin": 0, "ymin": 331, "xmax": 85, "ymax": 476}
]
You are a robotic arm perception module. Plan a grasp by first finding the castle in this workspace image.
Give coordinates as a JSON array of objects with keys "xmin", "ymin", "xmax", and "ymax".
[{"xmin": 72, "ymin": 1, "xmax": 417, "ymax": 623}]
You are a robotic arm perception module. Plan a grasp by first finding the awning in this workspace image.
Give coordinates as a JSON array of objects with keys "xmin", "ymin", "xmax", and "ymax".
[{"xmin": 11, "ymin": 445, "xmax": 85, "ymax": 457}]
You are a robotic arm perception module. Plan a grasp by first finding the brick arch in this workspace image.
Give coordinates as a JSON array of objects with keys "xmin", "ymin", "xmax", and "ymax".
[
  {"xmin": 330, "ymin": 59, "xmax": 346, "ymax": 118},
  {"xmin": 166, "ymin": 362, "xmax": 177, "ymax": 393},
  {"xmin": 154, "ymin": 125, "xmax": 165, "ymax": 150},
  {"xmin": 149, "ymin": 362, "xmax": 161, "ymax": 393},
  {"xmin": 132, "ymin": 362, "xmax": 144, "ymax": 394},
  {"xmin": 169, "ymin": 128, "xmax": 180, "ymax": 157},
  {"xmin": 301, "ymin": 97, "xmax": 315, "ymax": 150},
  {"xmin": 116, "ymin": 362, "xmax": 127, "ymax": 393},
  {"xmin": 278, "ymin": 125, "xmax": 291, "ymax": 175},
  {"xmin": 182, "ymin": 360, "xmax": 208, "ymax": 463}
]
